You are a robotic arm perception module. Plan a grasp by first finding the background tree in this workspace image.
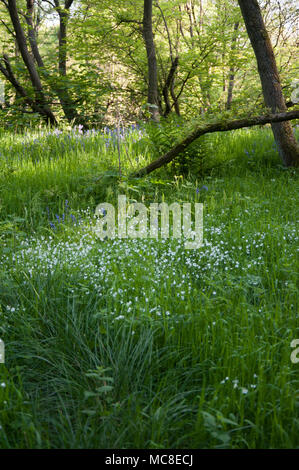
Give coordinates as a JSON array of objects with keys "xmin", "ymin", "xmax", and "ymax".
[
  {"xmin": 238, "ymin": 0, "xmax": 299, "ymax": 167},
  {"xmin": 0, "ymin": 0, "xmax": 90, "ymax": 125}
]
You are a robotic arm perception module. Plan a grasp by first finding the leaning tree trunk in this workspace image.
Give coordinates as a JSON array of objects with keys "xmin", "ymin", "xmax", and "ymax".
[
  {"xmin": 143, "ymin": 0, "xmax": 160, "ymax": 122},
  {"xmin": 238, "ymin": 0, "xmax": 299, "ymax": 167},
  {"xmin": 133, "ymin": 110, "xmax": 299, "ymax": 177}
]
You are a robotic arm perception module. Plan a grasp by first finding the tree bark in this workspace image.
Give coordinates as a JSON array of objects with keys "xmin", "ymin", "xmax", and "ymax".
[
  {"xmin": 163, "ymin": 57, "xmax": 179, "ymax": 117},
  {"xmin": 143, "ymin": 0, "xmax": 160, "ymax": 121},
  {"xmin": 238, "ymin": 0, "xmax": 299, "ymax": 167},
  {"xmin": 55, "ymin": 0, "xmax": 73, "ymax": 77},
  {"xmin": 0, "ymin": 54, "xmax": 54, "ymax": 122},
  {"xmin": 1, "ymin": 0, "xmax": 85, "ymax": 126},
  {"xmin": 132, "ymin": 109, "xmax": 299, "ymax": 177},
  {"xmin": 25, "ymin": 0, "xmax": 44, "ymax": 68},
  {"xmin": 155, "ymin": 2, "xmax": 180, "ymax": 116}
]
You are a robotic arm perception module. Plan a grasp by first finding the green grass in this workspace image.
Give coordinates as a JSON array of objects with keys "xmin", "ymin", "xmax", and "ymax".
[{"xmin": 0, "ymin": 123, "xmax": 298, "ymax": 448}]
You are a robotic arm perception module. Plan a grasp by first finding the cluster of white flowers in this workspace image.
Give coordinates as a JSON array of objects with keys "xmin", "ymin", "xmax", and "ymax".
[
  {"xmin": 0, "ymin": 211, "xmax": 297, "ymax": 324},
  {"xmin": 219, "ymin": 374, "xmax": 258, "ymax": 395}
]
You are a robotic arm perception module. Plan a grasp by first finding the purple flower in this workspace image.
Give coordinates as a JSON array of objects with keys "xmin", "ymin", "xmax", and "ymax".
[{"xmin": 201, "ymin": 185, "xmax": 208, "ymax": 191}]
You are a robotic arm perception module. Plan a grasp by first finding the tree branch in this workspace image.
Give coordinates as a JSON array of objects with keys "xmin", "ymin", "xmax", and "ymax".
[
  {"xmin": 162, "ymin": 56, "xmax": 179, "ymax": 116},
  {"xmin": 0, "ymin": 17, "xmax": 16, "ymax": 37},
  {"xmin": 24, "ymin": 0, "xmax": 45, "ymax": 68},
  {"xmin": 133, "ymin": 109, "xmax": 299, "ymax": 177},
  {"xmin": 155, "ymin": 2, "xmax": 173, "ymax": 61},
  {"xmin": 0, "ymin": 54, "xmax": 51, "ymax": 117}
]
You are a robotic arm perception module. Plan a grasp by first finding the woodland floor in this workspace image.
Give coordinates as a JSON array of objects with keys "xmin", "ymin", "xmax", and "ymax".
[{"xmin": 0, "ymin": 124, "xmax": 298, "ymax": 448}]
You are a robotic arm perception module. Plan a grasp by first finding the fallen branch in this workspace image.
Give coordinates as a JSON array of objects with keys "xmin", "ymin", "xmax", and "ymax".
[{"xmin": 132, "ymin": 109, "xmax": 299, "ymax": 177}]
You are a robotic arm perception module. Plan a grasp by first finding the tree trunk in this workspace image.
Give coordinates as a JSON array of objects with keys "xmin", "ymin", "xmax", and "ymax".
[
  {"xmin": 238, "ymin": 0, "xmax": 299, "ymax": 167},
  {"xmin": 163, "ymin": 57, "xmax": 179, "ymax": 117},
  {"xmin": 2, "ymin": 0, "xmax": 85, "ymax": 126},
  {"xmin": 132, "ymin": 110, "xmax": 299, "ymax": 177},
  {"xmin": 0, "ymin": 54, "xmax": 55, "ymax": 123},
  {"xmin": 143, "ymin": 0, "xmax": 160, "ymax": 121},
  {"xmin": 226, "ymin": 70, "xmax": 235, "ymax": 110},
  {"xmin": 226, "ymin": 22, "xmax": 239, "ymax": 110},
  {"xmin": 25, "ymin": 0, "xmax": 44, "ymax": 68},
  {"xmin": 58, "ymin": 11, "xmax": 68, "ymax": 77},
  {"xmin": 156, "ymin": 2, "xmax": 180, "ymax": 116},
  {"xmin": 55, "ymin": 0, "xmax": 84, "ymax": 124},
  {"xmin": 7, "ymin": 0, "xmax": 57, "ymax": 124}
]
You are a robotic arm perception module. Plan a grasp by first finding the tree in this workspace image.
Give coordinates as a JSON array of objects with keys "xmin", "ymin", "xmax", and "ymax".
[
  {"xmin": 1, "ymin": 0, "xmax": 57, "ymax": 124},
  {"xmin": 133, "ymin": 109, "xmax": 299, "ymax": 177},
  {"xmin": 53, "ymin": 0, "xmax": 85, "ymax": 124},
  {"xmin": 238, "ymin": 0, "xmax": 299, "ymax": 167},
  {"xmin": 143, "ymin": 0, "xmax": 160, "ymax": 121},
  {"xmin": 226, "ymin": 21, "xmax": 239, "ymax": 110},
  {"xmin": 0, "ymin": 0, "xmax": 86, "ymax": 126}
]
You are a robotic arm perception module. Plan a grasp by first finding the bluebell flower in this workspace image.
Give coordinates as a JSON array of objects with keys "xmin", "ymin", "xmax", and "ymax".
[{"xmin": 70, "ymin": 214, "xmax": 77, "ymax": 225}]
